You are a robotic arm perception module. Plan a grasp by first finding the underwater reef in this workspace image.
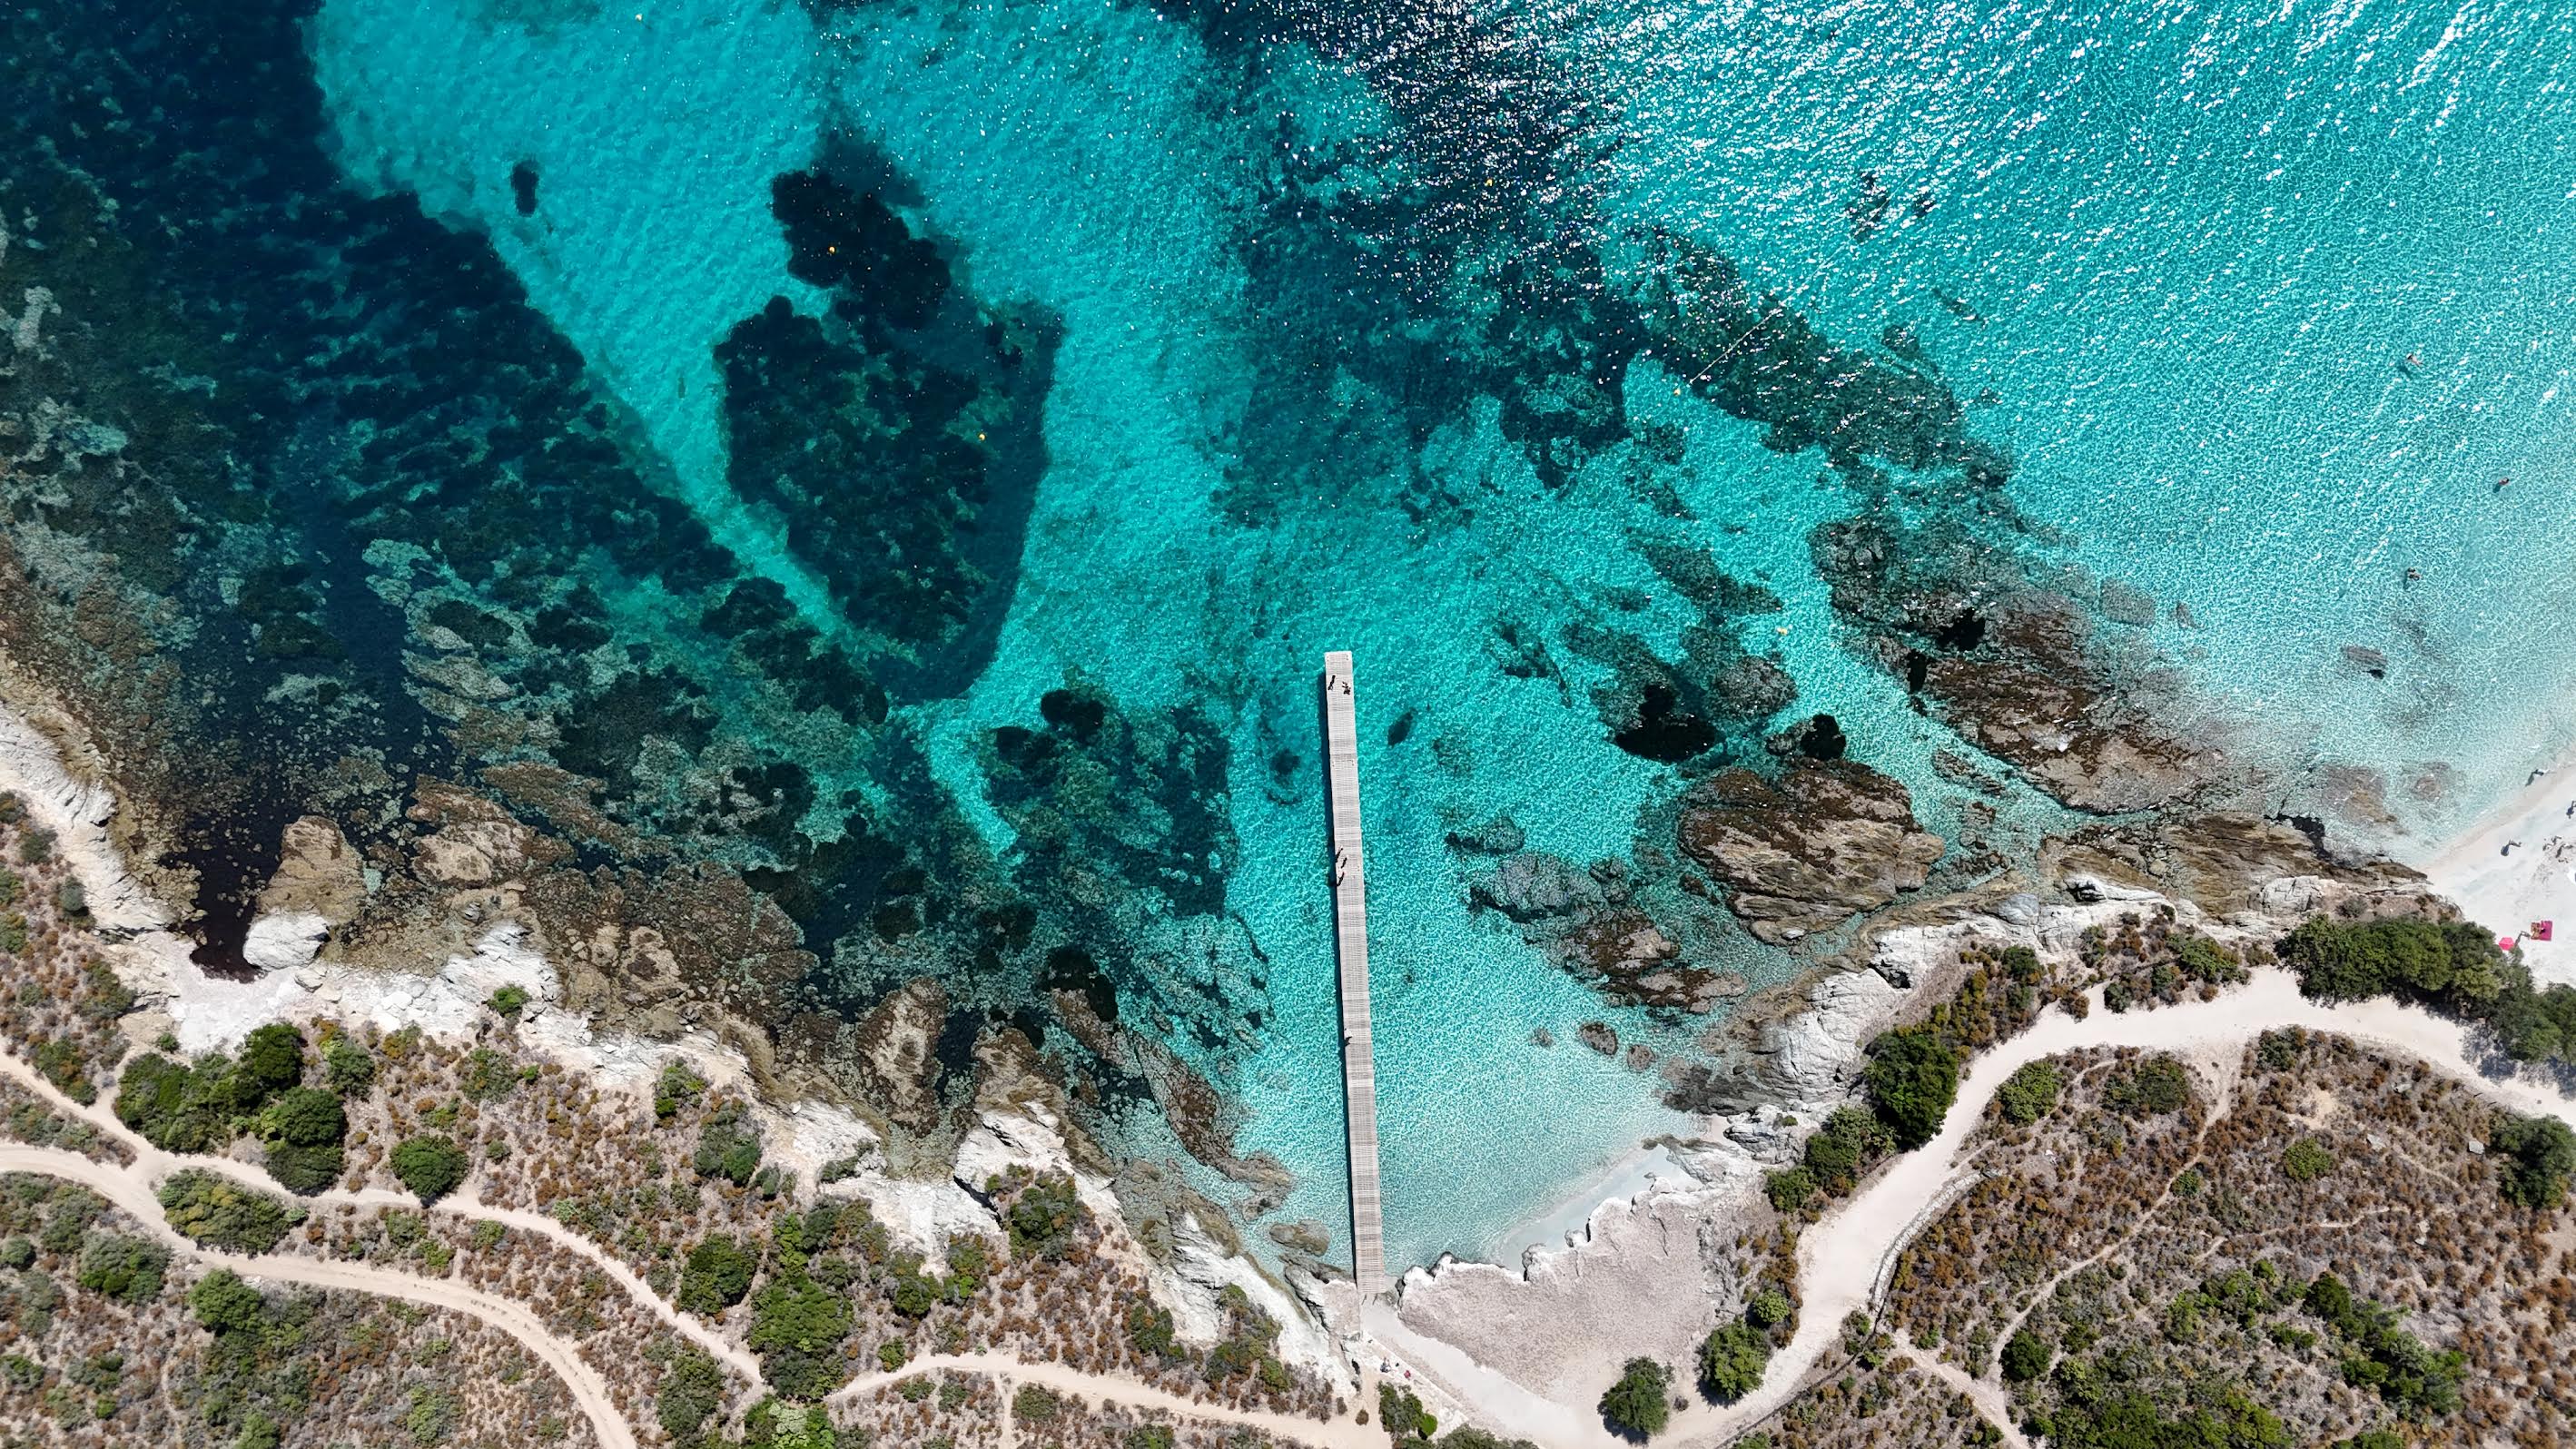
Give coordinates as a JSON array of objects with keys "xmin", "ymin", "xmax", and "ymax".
[{"xmin": 0, "ymin": 0, "xmax": 2307, "ymax": 1278}]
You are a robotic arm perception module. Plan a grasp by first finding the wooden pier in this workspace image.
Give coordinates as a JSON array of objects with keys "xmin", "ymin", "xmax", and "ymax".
[{"xmin": 1321, "ymin": 650, "xmax": 1387, "ymax": 1297}]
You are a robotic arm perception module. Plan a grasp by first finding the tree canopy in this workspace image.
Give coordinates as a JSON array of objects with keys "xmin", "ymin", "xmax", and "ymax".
[
  {"xmin": 1600, "ymin": 1357, "xmax": 1672, "ymax": 1439},
  {"xmin": 390, "ymin": 1133, "xmax": 469, "ymax": 1203},
  {"xmin": 1864, "ymin": 1025, "xmax": 1960, "ymax": 1149}
]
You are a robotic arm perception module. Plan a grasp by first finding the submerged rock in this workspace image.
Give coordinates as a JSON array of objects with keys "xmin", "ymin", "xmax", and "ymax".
[
  {"xmin": 1466, "ymin": 852, "xmax": 1603, "ymax": 922},
  {"xmin": 1677, "ymin": 759, "xmax": 1946, "ymax": 944},
  {"xmin": 1576, "ymin": 1020, "xmax": 1619, "ymax": 1055}
]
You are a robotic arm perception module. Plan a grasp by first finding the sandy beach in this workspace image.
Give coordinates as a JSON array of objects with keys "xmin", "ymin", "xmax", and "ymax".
[
  {"xmin": 1479, "ymin": 1143, "xmax": 1683, "ymax": 1267},
  {"xmin": 2413, "ymin": 744, "xmax": 2576, "ymax": 983}
]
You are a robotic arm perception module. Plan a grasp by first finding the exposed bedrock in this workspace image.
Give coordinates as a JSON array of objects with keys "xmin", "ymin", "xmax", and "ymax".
[
  {"xmin": 1812, "ymin": 514, "xmax": 2231, "ymax": 813},
  {"xmin": 1676, "ymin": 759, "xmax": 1946, "ymax": 944}
]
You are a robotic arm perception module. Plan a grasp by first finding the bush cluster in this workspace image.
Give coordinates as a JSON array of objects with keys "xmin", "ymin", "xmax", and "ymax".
[
  {"xmin": 2282, "ymin": 915, "xmax": 2576, "ymax": 1065},
  {"xmin": 114, "ymin": 1021, "xmax": 363, "ymax": 1195},
  {"xmin": 159, "ymin": 1169, "xmax": 306, "ymax": 1253},
  {"xmin": 1599, "ymin": 1356, "xmax": 1671, "ymax": 1440}
]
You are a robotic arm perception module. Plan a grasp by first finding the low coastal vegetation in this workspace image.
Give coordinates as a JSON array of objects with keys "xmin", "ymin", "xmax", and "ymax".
[
  {"xmin": 114, "ymin": 1020, "xmax": 365, "ymax": 1196},
  {"xmin": 2280, "ymin": 915, "xmax": 2576, "ymax": 1066},
  {"xmin": 1880, "ymin": 1029, "xmax": 2570, "ymax": 1447},
  {"xmin": 0, "ymin": 1173, "xmax": 583, "ymax": 1446},
  {"xmin": 1765, "ymin": 944, "xmax": 2054, "ymax": 1217}
]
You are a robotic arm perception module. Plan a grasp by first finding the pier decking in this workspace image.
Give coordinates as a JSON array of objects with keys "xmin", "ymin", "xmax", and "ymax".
[{"xmin": 1321, "ymin": 650, "xmax": 1387, "ymax": 1298}]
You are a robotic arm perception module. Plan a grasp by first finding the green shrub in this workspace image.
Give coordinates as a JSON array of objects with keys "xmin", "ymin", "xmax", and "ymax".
[
  {"xmin": 1600, "ymin": 1356, "xmax": 1671, "ymax": 1438},
  {"xmin": 322, "ymin": 1036, "xmax": 377, "ymax": 1096},
  {"xmin": 488, "ymin": 985, "xmax": 530, "ymax": 1019},
  {"xmin": 113, "ymin": 1052, "xmax": 234, "ymax": 1153},
  {"xmin": 2282, "ymin": 1138, "xmax": 2335, "ymax": 1183},
  {"xmin": 75, "ymin": 961, "xmax": 128, "ymax": 1020},
  {"xmin": 187, "ymin": 1268, "xmax": 267, "ymax": 1333},
  {"xmin": 746, "ymin": 1261, "xmax": 851, "ymax": 1400},
  {"xmin": 656, "ymin": 1348, "xmax": 728, "ymax": 1442},
  {"xmin": 2255, "ymin": 1028, "xmax": 2305, "ymax": 1071},
  {"xmin": 1379, "ymin": 1382, "xmax": 1436, "ymax": 1440},
  {"xmin": 693, "ymin": 1105, "xmax": 762, "ymax": 1187},
  {"xmin": 2492, "ymin": 1114, "xmax": 2576, "ymax": 1208},
  {"xmin": 1697, "ymin": 1323, "xmax": 1768, "ymax": 1404},
  {"xmin": 676, "ymin": 1235, "xmax": 756, "ymax": 1315},
  {"xmin": 890, "ymin": 1269, "xmax": 939, "ymax": 1318},
  {"xmin": 159, "ymin": 1170, "xmax": 306, "ymax": 1253},
  {"xmin": 1006, "ymin": 1172, "xmax": 1088, "ymax": 1261},
  {"xmin": 1999, "ymin": 1328, "xmax": 2050, "ymax": 1382},
  {"xmin": 2281, "ymin": 917, "xmax": 2506, "ymax": 1006},
  {"xmin": 2172, "ymin": 933, "xmax": 2245, "ymax": 985},
  {"xmin": 235, "ymin": 1024, "xmax": 305, "ymax": 1102},
  {"xmin": 74, "ymin": 1233, "xmax": 167, "ymax": 1303},
  {"xmin": 1800, "ymin": 1107, "xmax": 1891, "ymax": 1198},
  {"xmin": 1013, "ymin": 1385, "xmax": 1060, "ymax": 1422},
  {"xmin": 462, "ymin": 1048, "xmax": 518, "ymax": 1102},
  {"xmin": 390, "ymin": 1134, "xmax": 469, "ymax": 1204},
  {"xmin": 2105, "ymin": 1054, "xmax": 2193, "ymax": 1116},
  {"xmin": 1762, "ymin": 1167, "xmax": 1815, "ymax": 1212},
  {"xmin": 258, "ymin": 1085, "xmax": 348, "ymax": 1191},
  {"xmin": 405, "ymin": 1384, "xmax": 457, "ymax": 1445},
  {"xmin": 1127, "ymin": 1297, "xmax": 1179, "ymax": 1359},
  {"xmin": 1744, "ymin": 1286, "xmax": 1791, "ymax": 1332},
  {"xmin": 655, "ymin": 1060, "xmax": 707, "ymax": 1119},
  {"xmin": 15, "ymin": 827, "xmax": 54, "ymax": 865},
  {"xmin": 2301, "ymin": 1272, "xmax": 2463, "ymax": 1417},
  {"xmin": 1996, "ymin": 1060, "xmax": 2061, "ymax": 1125},
  {"xmin": 1863, "ymin": 1026, "xmax": 1959, "ymax": 1148}
]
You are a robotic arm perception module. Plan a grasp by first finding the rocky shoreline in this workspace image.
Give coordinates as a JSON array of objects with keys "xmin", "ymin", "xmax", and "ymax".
[
  {"xmin": 1381, "ymin": 808, "xmax": 2444, "ymax": 1434},
  {"xmin": 0, "ymin": 694, "xmax": 1358, "ymax": 1401}
]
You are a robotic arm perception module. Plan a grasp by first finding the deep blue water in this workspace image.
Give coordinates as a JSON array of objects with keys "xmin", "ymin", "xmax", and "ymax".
[{"xmin": 6, "ymin": 0, "xmax": 2572, "ymax": 1275}]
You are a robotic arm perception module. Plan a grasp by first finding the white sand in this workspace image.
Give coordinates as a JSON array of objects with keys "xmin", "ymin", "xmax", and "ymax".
[
  {"xmin": 2413, "ymin": 746, "xmax": 2576, "ymax": 984},
  {"xmin": 1481, "ymin": 1143, "xmax": 1683, "ymax": 1265}
]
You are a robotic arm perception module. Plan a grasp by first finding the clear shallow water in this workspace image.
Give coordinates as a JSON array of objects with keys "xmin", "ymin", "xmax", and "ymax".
[
  {"xmin": 1583, "ymin": 0, "xmax": 2576, "ymax": 817},
  {"xmin": 297, "ymin": 0, "xmax": 2576, "ymax": 1271}
]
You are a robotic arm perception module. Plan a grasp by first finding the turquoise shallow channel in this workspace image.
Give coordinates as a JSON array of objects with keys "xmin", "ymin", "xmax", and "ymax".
[{"xmin": 5, "ymin": 0, "xmax": 2573, "ymax": 1277}]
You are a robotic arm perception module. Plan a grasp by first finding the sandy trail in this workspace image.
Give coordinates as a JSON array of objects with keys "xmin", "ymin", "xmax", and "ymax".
[
  {"xmin": 0, "ymin": 1046, "xmax": 768, "ymax": 1387},
  {"xmin": 0, "ymin": 1141, "xmax": 637, "ymax": 1449},
  {"xmin": 826, "ymin": 1350, "xmax": 1370, "ymax": 1447},
  {"xmin": 1378, "ymin": 971, "xmax": 2576, "ymax": 1449}
]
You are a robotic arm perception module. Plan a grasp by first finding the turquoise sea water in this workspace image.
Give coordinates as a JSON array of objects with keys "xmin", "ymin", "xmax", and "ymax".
[{"xmin": 292, "ymin": 0, "xmax": 2576, "ymax": 1272}]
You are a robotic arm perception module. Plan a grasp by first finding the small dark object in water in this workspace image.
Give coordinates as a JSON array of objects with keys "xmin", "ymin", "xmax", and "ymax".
[
  {"xmin": 1611, "ymin": 682, "xmax": 1716, "ymax": 763},
  {"xmin": 1799, "ymin": 714, "xmax": 1846, "ymax": 760},
  {"xmin": 2340, "ymin": 644, "xmax": 2388, "ymax": 679},
  {"xmin": 1930, "ymin": 608, "xmax": 1986, "ymax": 651},
  {"xmin": 508, "ymin": 160, "xmax": 538, "ymax": 216},
  {"xmin": 1386, "ymin": 707, "xmax": 1416, "ymax": 746}
]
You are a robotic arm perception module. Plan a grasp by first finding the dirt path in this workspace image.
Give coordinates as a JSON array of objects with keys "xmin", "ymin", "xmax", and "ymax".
[
  {"xmin": 1658, "ymin": 971, "xmax": 2576, "ymax": 1447},
  {"xmin": 1357, "ymin": 971, "xmax": 2576, "ymax": 1449},
  {"xmin": 0, "ymin": 1047, "xmax": 766, "ymax": 1386},
  {"xmin": 0, "ymin": 1141, "xmax": 637, "ymax": 1449},
  {"xmin": 0, "ymin": 1040, "xmax": 1378, "ymax": 1446},
  {"xmin": 827, "ymin": 1351, "xmax": 1373, "ymax": 1449}
]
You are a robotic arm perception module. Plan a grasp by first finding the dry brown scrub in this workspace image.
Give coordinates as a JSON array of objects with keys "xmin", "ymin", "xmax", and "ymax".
[{"xmin": 1883, "ymin": 1030, "xmax": 2576, "ymax": 1446}]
